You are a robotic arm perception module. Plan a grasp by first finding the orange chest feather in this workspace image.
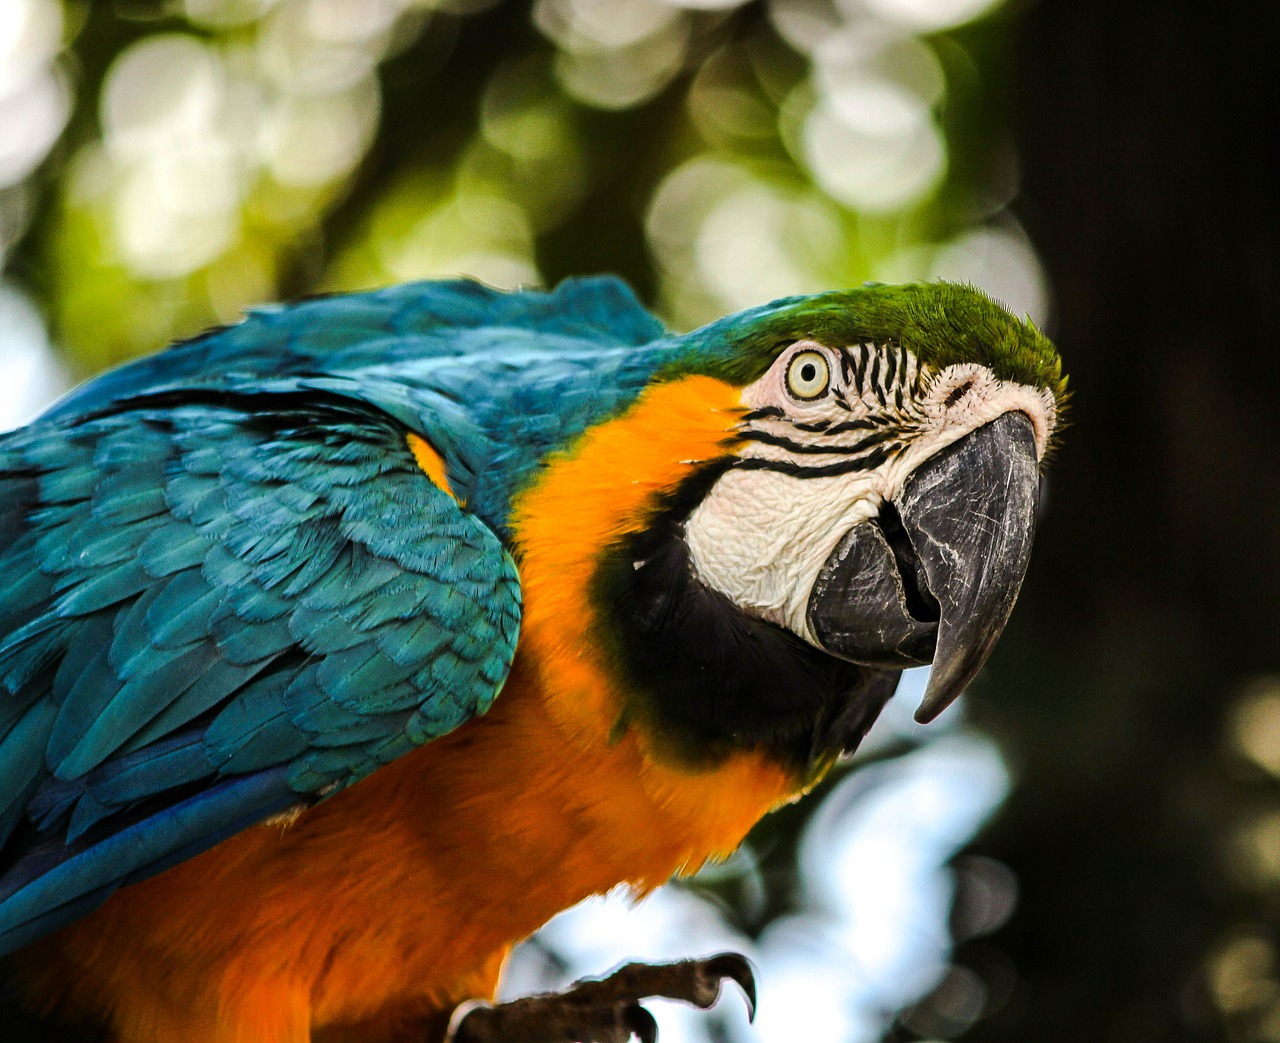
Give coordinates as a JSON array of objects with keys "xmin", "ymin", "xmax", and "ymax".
[
  {"xmin": 506, "ymin": 375, "xmax": 809, "ymax": 861},
  {"xmin": 16, "ymin": 378, "xmax": 806, "ymax": 1041}
]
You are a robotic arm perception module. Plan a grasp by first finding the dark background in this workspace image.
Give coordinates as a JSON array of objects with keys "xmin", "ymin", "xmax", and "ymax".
[{"xmin": 980, "ymin": 1, "xmax": 1280, "ymax": 1039}]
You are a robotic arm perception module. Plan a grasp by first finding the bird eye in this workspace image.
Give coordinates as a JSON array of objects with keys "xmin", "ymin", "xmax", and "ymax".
[{"xmin": 785, "ymin": 350, "xmax": 830, "ymax": 400}]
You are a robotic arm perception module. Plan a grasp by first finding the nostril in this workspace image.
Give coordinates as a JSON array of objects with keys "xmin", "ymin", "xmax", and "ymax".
[
  {"xmin": 877, "ymin": 502, "xmax": 941, "ymax": 624},
  {"xmin": 944, "ymin": 379, "xmax": 975, "ymax": 408}
]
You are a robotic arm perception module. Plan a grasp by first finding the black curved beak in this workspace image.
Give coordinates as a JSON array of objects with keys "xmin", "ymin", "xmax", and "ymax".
[{"xmin": 807, "ymin": 411, "xmax": 1040, "ymax": 724}]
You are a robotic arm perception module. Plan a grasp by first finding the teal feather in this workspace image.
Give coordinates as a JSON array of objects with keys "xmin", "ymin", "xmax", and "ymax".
[
  {"xmin": 374, "ymin": 616, "xmax": 452, "ymax": 666},
  {"xmin": 213, "ymin": 722, "xmax": 304, "ymax": 775},
  {"xmin": 349, "ymin": 576, "xmax": 434, "ymax": 628},
  {"xmin": 0, "ymin": 702, "xmax": 58, "ymax": 825},
  {"xmin": 200, "ymin": 543, "xmax": 253, "ymax": 589},
  {"xmin": 37, "ymin": 466, "xmax": 96, "ymax": 504},
  {"xmin": 0, "ymin": 533, "xmax": 47, "ymax": 602},
  {"xmin": 121, "ymin": 660, "xmax": 267, "ymax": 755},
  {"xmin": 51, "ymin": 644, "xmax": 215, "ymax": 779},
  {"xmin": 89, "ymin": 476, "xmax": 168, "ymax": 526},
  {"xmin": 146, "ymin": 572, "xmax": 222, "ymax": 649},
  {"xmin": 65, "ymin": 793, "xmax": 113, "ymax": 843},
  {"xmin": 91, "ymin": 422, "xmax": 170, "ymax": 468},
  {"xmin": 72, "ymin": 523, "xmax": 151, "ymax": 567},
  {"xmin": 215, "ymin": 581, "xmax": 293, "ymax": 627},
  {"xmin": 74, "ymin": 736, "xmax": 210, "ymax": 806},
  {"xmin": 166, "ymin": 471, "xmax": 228, "ymax": 526},
  {"xmin": 287, "ymin": 607, "xmax": 366, "ymax": 656},
  {"xmin": 210, "ymin": 612, "xmax": 295, "ymax": 665},
  {"xmin": 50, "ymin": 613, "xmax": 114, "ymax": 705},
  {"xmin": 277, "ymin": 526, "xmax": 347, "ymax": 597},
  {"xmin": 0, "ymin": 616, "xmax": 62, "ymax": 694},
  {"xmin": 53, "ymin": 563, "xmax": 151, "ymax": 616},
  {"xmin": 294, "ymin": 550, "xmax": 403, "ymax": 611},
  {"xmin": 44, "ymin": 644, "xmax": 115, "ymax": 760},
  {"xmin": 137, "ymin": 525, "xmax": 214, "ymax": 578},
  {"xmin": 316, "ymin": 645, "xmax": 428, "ymax": 708},
  {"xmin": 204, "ymin": 679, "xmax": 307, "ymax": 774},
  {"xmin": 107, "ymin": 586, "xmax": 169, "ymax": 679},
  {"xmin": 0, "ymin": 352, "xmax": 525, "ymax": 949},
  {"xmin": 302, "ymin": 711, "xmax": 414, "ymax": 749},
  {"xmin": 33, "ymin": 512, "xmax": 91, "ymax": 574}
]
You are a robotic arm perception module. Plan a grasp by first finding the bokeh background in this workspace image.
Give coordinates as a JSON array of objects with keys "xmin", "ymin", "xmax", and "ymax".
[{"xmin": 1, "ymin": 0, "xmax": 1276, "ymax": 1041}]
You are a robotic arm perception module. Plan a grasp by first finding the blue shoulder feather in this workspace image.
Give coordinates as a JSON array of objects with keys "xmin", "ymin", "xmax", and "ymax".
[{"xmin": 0, "ymin": 392, "xmax": 520, "ymax": 955}]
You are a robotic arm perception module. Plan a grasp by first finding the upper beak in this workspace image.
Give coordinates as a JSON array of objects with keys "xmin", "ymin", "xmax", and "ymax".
[{"xmin": 806, "ymin": 411, "xmax": 1041, "ymax": 724}]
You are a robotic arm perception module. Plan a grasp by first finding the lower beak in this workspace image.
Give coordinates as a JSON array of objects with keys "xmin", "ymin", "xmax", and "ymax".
[{"xmin": 806, "ymin": 411, "xmax": 1041, "ymax": 724}]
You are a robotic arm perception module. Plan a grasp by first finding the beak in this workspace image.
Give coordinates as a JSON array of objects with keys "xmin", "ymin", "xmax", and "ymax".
[{"xmin": 806, "ymin": 411, "xmax": 1040, "ymax": 724}]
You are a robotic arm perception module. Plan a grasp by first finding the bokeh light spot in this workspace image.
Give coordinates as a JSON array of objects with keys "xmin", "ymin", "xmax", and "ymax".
[
  {"xmin": 855, "ymin": 0, "xmax": 1006, "ymax": 33},
  {"xmin": 0, "ymin": 283, "xmax": 69, "ymax": 431},
  {"xmin": 0, "ymin": 0, "xmax": 63, "ymax": 96},
  {"xmin": 813, "ymin": 26, "xmax": 944, "ymax": 136},
  {"xmin": 0, "ymin": 67, "xmax": 69, "ymax": 188},
  {"xmin": 379, "ymin": 193, "xmax": 539, "ymax": 289},
  {"xmin": 552, "ymin": 25, "xmax": 688, "ymax": 109},
  {"xmin": 802, "ymin": 94, "xmax": 945, "ymax": 212},
  {"xmin": 1207, "ymin": 929, "xmax": 1279, "ymax": 1015},
  {"xmin": 101, "ymin": 35, "xmax": 225, "ymax": 156},
  {"xmin": 928, "ymin": 222, "xmax": 1049, "ymax": 326},
  {"xmin": 184, "ymin": 0, "xmax": 282, "ymax": 28},
  {"xmin": 535, "ymin": 0, "xmax": 681, "ymax": 51},
  {"xmin": 1232, "ymin": 680, "xmax": 1280, "ymax": 778},
  {"xmin": 0, "ymin": 0, "xmax": 68, "ymax": 188},
  {"xmin": 256, "ymin": 1, "xmax": 383, "ymax": 95},
  {"xmin": 263, "ymin": 77, "xmax": 379, "ymax": 185},
  {"xmin": 695, "ymin": 181, "xmax": 841, "ymax": 307}
]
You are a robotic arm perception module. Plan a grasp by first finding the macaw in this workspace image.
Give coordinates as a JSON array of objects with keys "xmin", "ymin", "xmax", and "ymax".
[{"xmin": 0, "ymin": 276, "xmax": 1064, "ymax": 1043}]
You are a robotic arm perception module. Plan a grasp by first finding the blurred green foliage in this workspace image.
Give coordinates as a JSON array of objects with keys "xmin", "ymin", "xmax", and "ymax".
[{"xmin": 2, "ymin": 0, "xmax": 1043, "ymax": 378}]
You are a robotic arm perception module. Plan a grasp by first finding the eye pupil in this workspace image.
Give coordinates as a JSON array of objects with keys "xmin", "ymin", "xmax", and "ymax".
[{"xmin": 785, "ymin": 350, "xmax": 829, "ymax": 400}]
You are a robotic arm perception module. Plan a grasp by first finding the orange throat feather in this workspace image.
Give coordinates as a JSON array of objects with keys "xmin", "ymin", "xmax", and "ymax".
[{"xmin": 508, "ymin": 374, "xmax": 811, "ymax": 848}]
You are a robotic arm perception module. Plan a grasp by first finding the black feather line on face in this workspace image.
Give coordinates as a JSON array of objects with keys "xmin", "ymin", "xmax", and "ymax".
[
  {"xmin": 884, "ymin": 348, "xmax": 899, "ymax": 389},
  {"xmin": 737, "ymin": 432, "xmax": 861, "ymax": 456},
  {"xmin": 740, "ymin": 406, "xmax": 785, "ymax": 422},
  {"xmin": 589, "ymin": 461, "xmax": 900, "ymax": 775},
  {"xmin": 822, "ymin": 416, "xmax": 890, "ymax": 435},
  {"xmin": 839, "ymin": 350, "xmax": 857, "ymax": 388},
  {"xmin": 738, "ymin": 429, "xmax": 901, "ymax": 456},
  {"xmin": 730, "ymin": 445, "xmax": 895, "ymax": 479},
  {"xmin": 854, "ymin": 345, "xmax": 870, "ymax": 388}
]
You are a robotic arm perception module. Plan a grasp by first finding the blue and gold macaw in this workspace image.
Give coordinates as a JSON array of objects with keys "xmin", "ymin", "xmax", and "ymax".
[{"xmin": 0, "ymin": 277, "xmax": 1064, "ymax": 1042}]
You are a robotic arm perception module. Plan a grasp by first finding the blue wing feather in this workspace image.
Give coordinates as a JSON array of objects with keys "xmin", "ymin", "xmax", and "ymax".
[
  {"xmin": 0, "ymin": 391, "xmax": 521, "ymax": 954},
  {"xmin": 32, "ymin": 277, "xmax": 678, "ymax": 532},
  {"xmin": 0, "ymin": 768, "xmax": 297, "ymax": 955},
  {"xmin": 42, "ymin": 277, "xmax": 664, "ymax": 421}
]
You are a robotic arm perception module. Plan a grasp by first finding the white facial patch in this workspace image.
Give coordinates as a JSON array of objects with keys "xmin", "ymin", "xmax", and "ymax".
[
  {"xmin": 682, "ymin": 340, "xmax": 1058, "ymax": 648},
  {"xmin": 684, "ymin": 467, "xmax": 881, "ymax": 642},
  {"xmin": 892, "ymin": 362, "xmax": 1058, "ymax": 483}
]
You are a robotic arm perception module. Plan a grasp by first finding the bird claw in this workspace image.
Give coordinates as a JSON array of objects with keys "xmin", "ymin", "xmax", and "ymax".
[{"xmin": 446, "ymin": 952, "xmax": 757, "ymax": 1043}]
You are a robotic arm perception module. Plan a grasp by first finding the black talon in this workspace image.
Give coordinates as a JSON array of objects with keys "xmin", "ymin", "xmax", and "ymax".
[
  {"xmin": 623, "ymin": 1003, "xmax": 659, "ymax": 1043},
  {"xmin": 703, "ymin": 952, "xmax": 758, "ymax": 1022},
  {"xmin": 444, "ymin": 952, "xmax": 758, "ymax": 1043}
]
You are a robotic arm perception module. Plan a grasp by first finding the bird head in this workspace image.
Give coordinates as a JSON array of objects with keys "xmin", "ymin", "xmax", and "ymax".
[
  {"xmin": 512, "ymin": 280, "xmax": 1065, "ymax": 772},
  {"xmin": 674, "ymin": 281, "xmax": 1064, "ymax": 725}
]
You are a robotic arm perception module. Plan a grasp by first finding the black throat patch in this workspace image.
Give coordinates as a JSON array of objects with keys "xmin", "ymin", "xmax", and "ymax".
[{"xmin": 590, "ymin": 462, "xmax": 901, "ymax": 777}]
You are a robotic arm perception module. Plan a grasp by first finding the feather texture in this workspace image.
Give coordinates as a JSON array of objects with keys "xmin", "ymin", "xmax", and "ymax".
[{"xmin": 0, "ymin": 393, "xmax": 520, "ymax": 953}]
